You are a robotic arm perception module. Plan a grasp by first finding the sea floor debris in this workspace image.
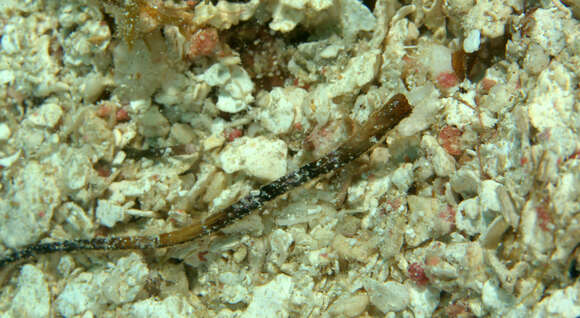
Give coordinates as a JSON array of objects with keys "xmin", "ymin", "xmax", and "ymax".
[{"xmin": 0, "ymin": 0, "xmax": 579, "ymax": 317}]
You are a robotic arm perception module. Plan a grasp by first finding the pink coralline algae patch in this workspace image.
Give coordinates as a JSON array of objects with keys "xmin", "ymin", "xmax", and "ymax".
[
  {"xmin": 408, "ymin": 262, "xmax": 429, "ymax": 286},
  {"xmin": 189, "ymin": 28, "xmax": 219, "ymax": 58},
  {"xmin": 436, "ymin": 72, "xmax": 459, "ymax": 89},
  {"xmin": 439, "ymin": 125, "xmax": 463, "ymax": 156}
]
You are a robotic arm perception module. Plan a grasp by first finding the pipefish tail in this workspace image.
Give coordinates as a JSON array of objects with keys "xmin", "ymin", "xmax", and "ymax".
[{"xmin": 0, "ymin": 94, "xmax": 412, "ymax": 268}]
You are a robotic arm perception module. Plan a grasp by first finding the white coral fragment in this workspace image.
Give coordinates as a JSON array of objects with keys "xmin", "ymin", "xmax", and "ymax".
[
  {"xmin": 528, "ymin": 61, "xmax": 575, "ymax": 131},
  {"xmin": 464, "ymin": 0, "xmax": 513, "ymax": 38},
  {"xmin": 421, "ymin": 135, "xmax": 456, "ymax": 177},
  {"xmin": 365, "ymin": 279, "xmax": 409, "ymax": 313},
  {"xmin": 339, "ymin": 0, "xmax": 377, "ymax": 41},
  {"xmin": 258, "ymin": 87, "xmax": 306, "ymax": 134},
  {"xmin": 129, "ymin": 295, "xmax": 196, "ymax": 318},
  {"xmin": 219, "ymin": 136, "xmax": 288, "ymax": 181},
  {"xmin": 529, "ymin": 8, "xmax": 567, "ymax": 56},
  {"xmin": 28, "ymin": 102, "xmax": 63, "ymax": 129},
  {"xmin": 9, "ymin": 265, "xmax": 51, "ymax": 318},
  {"xmin": 0, "ymin": 162, "xmax": 60, "ymax": 248},
  {"xmin": 242, "ymin": 274, "xmax": 293, "ymax": 318},
  {"xmin": 96, "ymin": 199, "xmax": 129, "ymax": 228},
  {"xmin": 200, "ymin": 64, "xmax": 254, "ymax": 113}
]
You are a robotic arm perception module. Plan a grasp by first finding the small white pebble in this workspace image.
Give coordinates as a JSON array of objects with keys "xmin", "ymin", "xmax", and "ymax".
[
  {"xmin": 10, "ymin": 265, "xmax": 51, "ymax": 318},
  {"xmin": 219, "ymin": 136, "xmax": 287, "ymax": 181},
  {"xmin": 0, "ymin": 123, "xmax": 11, "ymax": 140},
  {"xmin": 463, "ymin": 29, "xmax": 481, "ymax": 53},
  {"xmin": 421, "ymin": 135, "xmax": 456, "ymax": 177},
  {"xmin": 95, "ymin": 199, "xmax": 128, "ymax": 227},
  {"xmin": 365, "ymin": 279, "xmax": 409, "ymax": 313},
  {"xmin": 28, "ymin": 103, "xmax": 63, "ymax": 129}
]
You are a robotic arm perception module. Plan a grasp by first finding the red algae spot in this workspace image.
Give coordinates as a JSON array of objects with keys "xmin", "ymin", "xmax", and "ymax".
[
  {"xmin": 536, "ymin": 205, "xmax": 552, "ymax": 232},
  {"xmin": 436, "ymin": 72, "xmax": 459, "ymax": 89},
  {"xmin": 480, "ymin": 78, "xmax": 497, "ymax": 92},
  {"xmin": 96, "ymin": 104, "xmax": 112, "ymax": 118},
  {"xmin": 439, "ymin": 125, "xmax": 463, "ymax": 156},
  {"xmin": 408, "ymin": 262, "xmax": 429, "ymax": 286},
  {"xmin": 425, "ymin": 255, "xmax": 440, "ymax": 266},
  {"xmin": 520, "ymin": 156, "xmax": 529, "ymax": 165},
  {"xmin": 446, "ymin": 302, "xmax": 472, "ymax": 318},
  {"xmin": 198, "ymin": 251, "xmax": 209, "ymax": 262},
  {"xmin": 116, "ymin": 108, "xmax": 131, "ymax": 122},
  {"xmin": 189, "ymin": 28, "xmax": 219, "ymax": 58},
  {"xmin": 439, "ymin": 205, "xmax": 457, "ymax": 226},
  {"xmin": 96, "ymin": 167, "xmax": 111, "ymax": 178},
  {"xmin": 225, "ymin": 128, "xmax": 243, "ymax": 142}
]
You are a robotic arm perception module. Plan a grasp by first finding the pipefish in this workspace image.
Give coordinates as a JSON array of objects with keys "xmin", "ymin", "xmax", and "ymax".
[{"xmin": 0, "ymin": 93, "xmax": 412, "ymax": 268}]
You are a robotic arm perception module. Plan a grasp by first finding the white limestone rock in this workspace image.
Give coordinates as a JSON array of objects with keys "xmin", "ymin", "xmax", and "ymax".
[
  {"xmin": 241, "ymin": 274, "xmax": 293, "ymax": 318},
  {"xmin": 463, "ymin": 29, "xmax": 481, "ymax": 53},
  {"xmin": 478, "ymin": 180, "xmax": 502, "ymax": 214},
  {"xmin": 365, "ymin": 279, "xmax": 409, "ymax": 313},
  {"xmin": 56, "ymin": 272, "xmax": 106, "ymax": 317},
  {"xmin": 27, "ymin": 102, "xmax": 63, "ymax": 129},
  {"xmin": 9, "ymin": 265, "xmax": 51, "ymax": 318},
  {"xmin": 102, "ymin": 253, "xmax": 150, "ymax": 305},
  {"xmin": 482, "ymin": 280, "xmax": 516, "ymax": 316},
  {"xmin": 339, "ymin": 0, "xmax": 377, "ymax": 42},
  {"xmin": 0, "ymin": 123, "xmax": 11, "ymax": 141},
  {"xmin": 258, "ymin": 87, "xmax": 307, "ymax": 134},
  {"xmin": 528, "ymin": 62, "xmax": 575, "ymax": 131},
  {"xmin": 128, "ymin": 295, "xmax": 196, "ymax": 318},
  {"xmin": 407, "ymin": 283, "xmax": 440, "ymax": 318},
  {"xmin": 405, "ymin": 195, "xmax": 438, "ymax": 247},
  {"xmin": 463, "ymin": 0, "xmax": 513, "ymax": 39},
  {"xmin": 269, "ymin": 229, "xmax": 294, "ymax": 266},
  {"xmin": 0, "ymin": 161, "xmax": 60, "ymax": 248},
  {"xmin": 455, "ymin": 198, "xmax": 481, "ymax": 235},
  {"xmin": 200, "ymin": 64, "xmax": 254, "ymax": 113},
  {"xmin": 95, "ymin": 199, "xmax": 129, "ymax": 228},
  {"xmin": 219, "ymin": 136, "xmax": 288, "ymax": 181},
  {"xmin": 421, "ymin": 135, "xmax": 456, "ymax": 177},
  {"xmin": 528, "ymin": 8, "xmax": 567, "ymax": 56},
  {"xmin": 56, "ymin": 253, "xmax": 149, "ymax": 317},
  {"xmin": 327, "ymin": 293, "xmax": 369, "ymax": 317},
  {"xmin": 398, "ymin": 84, "xmax": 442, "ymax": 136},
  {"xmin": 531, "ymin": 281, "xmax": 580, "ymax": 317},
  {"xmin": 391, "ymin": 163, "xmax": 414, "ymax": 192},
  {"xmin": 218, "ymin": 272, "xmax": 249, "ymax": 304}
]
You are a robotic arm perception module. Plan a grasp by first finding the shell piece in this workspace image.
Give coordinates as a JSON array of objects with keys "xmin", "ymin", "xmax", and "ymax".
[{"xmin": 481, "ymin": 215, "xmax": 509, "ymax": 249}]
